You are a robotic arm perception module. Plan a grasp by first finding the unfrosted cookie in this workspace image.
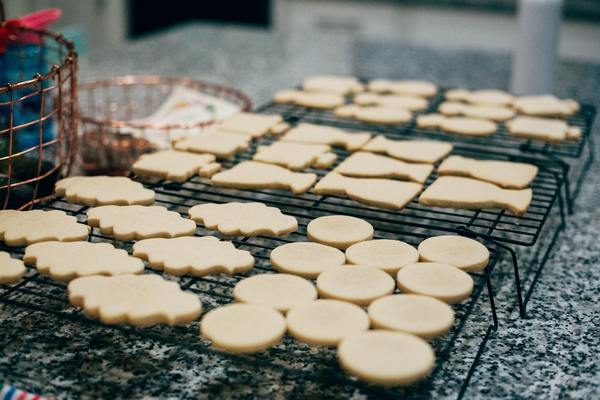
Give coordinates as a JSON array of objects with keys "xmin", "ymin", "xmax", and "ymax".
[
  {"xmin": 445, "ymin": 88, "xmax": 514, "ymax": 107},
  {"xmin": 513, "ymin": 95, "xmax": 579, "ymax": 117},
  {"xmin": 281, "ymin": 123, "xmax": 371, "ymax": 151},
  {"xmin": 417, "ymin": 114, "xmax": 497, "ymax": 136},
  {"xmin": 338, "ymin": 330, "xmax": 435, "ymax": 386},
  {"xmin": 307, "ymin": 215, "xmax": 373, "ymax": 250},
  {"xmin": 438, "ymin": 101, "xmax": 515, "ymax": 121},
  {"xmin": 368, "ymin": 79, "xmax": 437, "ymax": 98},
  {"xmin": 253, "ymin": 141, "xmax": 333, "ymax": 171},
  {"xmin": 69, "ymin": 274, "xmax": 202, "ymax": 326},
  {"xmin": 418, "ymin": 235, "xmax": 489, "ymax": 272},
  {"xmin": 173, "ymin": 127, "xmax": 251, "ymax": 158},
  {"xmin": 316, "ymin": 265, "xmax": 395, "ymax": 306},
  {"xmin": 132, "ymin": 150, "xmax": 216, "ymax": 182},
  {"xmin": 274, "ymin": 89, "xmax": 345, "ymax": 109},
  {"xmin": 55, "ymin": 176, "xmax": 155, "ymax": 206},
  {"xmin": 24, "ymin": 241, "xmax": 144, "ymax": 282},
  {"xmin": 506, "ymin": 116, "xmax": 581, "ymax": 142},
  {"xmin": 189, "ymin": 202, "xmax": 297, "ymax": 237},
  {"xmin": 216, "ymin": 112, "xmax": 283, "ymax": 137},
  {"xmin": 361, "ymin": 136, "xmax": 453, "ymax": 164},
  {"xmin": 314, "ymin": 172, "xmax": 422, "ymax": 210},
  {"xmin": 303, "ymin": 75, "xmax": 364, "ymax": 95},
  {"xmin": 314, "ymin": 152, "xmax": 338, "ymax": 168},
  {"xmin": 286, "ymin": 299, "xmax": 369, "ymax": 346},
  {"xmin": 335, "ymin": 105, "xmax": 412, "ymax": 125},
  {"xmin": 354, "ymin": 93, "xmax": 428, "ymax": 111},
  {"xmin": 0, "ymin": 210, "xmax": 90, "ymax": 247},
  {"xmin": 0, "ymin": 252, "xmax": 26, "ymax": 284},
  {"xmin": 345, "ymin": 239, "xmax": 419, "ymax": 274},
  {"xmin": 438, "ymin": 155, "xmax": 538, "ymax": 189},
  {"xmin": 335, "ymin": 152, "xmax": 433, "ymax": 184},
  {"xmin": 133, "ymin": 236, "xmax": 254, "ymax": 276},
  {"xmin": 233, "ymin": 273, "xmax": 317, "ymax": 313},
  {"xmin": 200, "ymin": 303, "xmax": 286, "ymax": 353},
  {"xmin": 87, "ymin": 205, "xmax": 197, "ymax": 241},
  {"xmin": 198, "ymin": 162, "xmax": 222, "ymax": 178},
  {"xmin": 396, "ymin": 262, "xmax": 474, "ymax": 304},
  {"xmin": 211, "ymin": 161, "xmax": 317, "ymax": 194},
  {"xmin": 419, "ymin": 176, "xmax": 532, "ymax": 216},
  {"xmin": 270, "ymin": 242, "xmax": 346, "ymax": 278},
  {"xmin": 368, "ymin": 294, "xmax": 454, "ymax": 339},
  {"xmin": 270, "ymin": 121, "xmax": 291, "ymax": 135}
]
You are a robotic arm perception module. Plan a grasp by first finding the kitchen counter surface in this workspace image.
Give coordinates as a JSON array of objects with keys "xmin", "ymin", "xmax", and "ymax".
[{"xmin": 1, "ymin": 23, "xmax": 599, "ymax": 399}]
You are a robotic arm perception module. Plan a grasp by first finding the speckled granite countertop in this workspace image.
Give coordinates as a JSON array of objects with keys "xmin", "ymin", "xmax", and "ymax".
[{"xmin": 1, "ymin": 24, "xmax": 599, "ymax": 399}]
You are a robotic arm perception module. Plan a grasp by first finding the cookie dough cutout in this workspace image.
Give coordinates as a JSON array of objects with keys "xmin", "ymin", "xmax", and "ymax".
[
  {"xmin": 362, "ymin": 136, "xmax": 453, "ymax": 164},
  {"xmin": 55, "ymin": 176, "xmax": 155, "ymax": 206},
  {"xmin": 345, "ymin": 239, "xmax": 419, "ymax": 275},
  {"xmin": 281, "ymin": 123, "xmax": 371, "ymax": 151},
  {"xmin": 133, "ymin": 236, "xmax": 254, "ymax": 276},
  {"xmin": 189, "ymin": 202, "xmax": 297, "ymax": 237},
  {"xmin": 506, "ymin": 116, "xmax": 582, "ymax": 142},
  {"xmin": 338, "ymin": 330, "xmax": 435, "ymax": 386},
  {"xmin": 69, "ymin": 274, "xmax": 202, "ymax": 326},
  {"xmin": 253, "ymin": 141, "xmax": 333, "ymax": 171},
  {"xmin": 368, "ymin": 294, "xmax": 454, "ymax": 339},
  {"xmin": 396, "ymin": 262, "xmax": 474, "ymax": 304},
  {"xmin": 335, "ymin": 105, "xmax": 412, "ymax": 125},
  {"xmin": 274, "ymin": 90, "xmax": 345, "ymax": 109},
  {"xmin": 368, "ymin": 79, "xmax": 437, "ymax": 98},
  {"xmin": 438, "ymin": 101, "xmax": 515, "ymax": 121},
  {"xmin": 307, "ymin": 215, "xmax": 373, "ymax": 250},
  {"xmin": 418, "ymin": 235, "xmax": 489, "ymax": 272},
  {"xmin": 216, "ymin": 112, "xmax": 283, "ymax": 138},
  {"xmin": 200, "ymin": 303, "xmax": 286, "ymax": 353},
  {"xmin": 445, "ymin": 88, "xmax": 514, "ymax": 107},
  {"xmin": 317, "ymin": 265, "xmax": 395, "ymax": 306},
  {"xmin": 87, "ymin": 205, "xmax": 197, "ymax": 241},
  {"xmin": 0, "ymin": 210, "xmax": 90, "ymax": 247},
  {"xmin": 417, "ymin": 114, "xmax": 497, "ymax": 136},
  {"xmin": 270, "ymin": 242, "xmax": 346, "ymax": 278},
  {"xmin": 133, "ymin": 150, "xmax": 216, "ymax": 182},
  {"xmin": 233, "ymin": 273, "xmax": 317, "ymax": 313},
  {"xmin": 287, "ymin": 299, "xmax": 369, "ymax": 346},
  {"xmin": 211, "ymin": 161, "xmax": 317, "ymax": 194},
  {"xmin": 303, "ymin": 75, "xmax": 364, "ymax": 95},
  {"xmin": 419, "ymin": 176, "xmax": 532, "ymax": 216},
  {"xmin": 513, "ymin": 95, "xmax": 579, "ymax": 117},
  {"xmin": 173, "ymin": 127, "xmax": 251, "ymax": 158},
  {"xmin": 24, "ymin": 241, "xmax": 144, "ymax": 282},
  {"xmin": 0, "ymin": 252, "xmax": 26, "ymax": 284},
  {"xmin": 335, "ymin": 152, "xmax": 433, "ymax": 183},
  {"xmin": 314, "ymin": 172, "xmax": 423, "ymax": 210},
  {"xmin": 354, "ymin": 93, "xmax": 428, "ymax": 111}
]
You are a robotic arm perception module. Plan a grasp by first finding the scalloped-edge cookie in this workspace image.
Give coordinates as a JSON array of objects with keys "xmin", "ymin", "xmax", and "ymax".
[
  {"xmin": 253, "ymin": 141, "xmax": 334, "ymax": 171},
  {"xmin": 68, "ymin": 274, "xmax": 202, "ymax": 326},
  {"xmin": 303, "ymin": 75, "xmax": 364, "ymax": 95},
  {"xmin": 506, "ymin": 116, "xmax": 581, "ymax": 142},
  {"xmin": 368, "ymin": 79, "xmax": 437, "ymax": 97},
  {"xmin": 513, "ymin": 95, "xmax": 579, "ymax": 117},
  {"xmin": 24, "ymin": 241, "xmax": 144, "ymax": 282},
  {"xmin": 0, "ymin": 210, "xmax": 90, "ymax": 247},
  {"xmin": 216, "ymin": 112, "xmax": 283, "ymax": 138},
  {"xmin": 417, "ymin": 114, "xmax": 496, "ymax": 136},
  {"xmin": 188, "ymin": 202, "xmax": 297, "ymax": 237},
  {"xmin": 281, "ymin": 123, "xmax": 371, "ymax": 151},
  {"xmin": 361, "ymin": 135, "xmax": 453, "ymax": 164},
  {"xmin": 274, "ymin": 89, "xmax": 345, "ymax": 109},
  {"xmin": 87, "ymin": 205, "xmax": 197, "ymax": 241},
  {"xmin": 335, "ymin": 152, "xmax": 433, "ymax": 184},
  {"xmin": 0, "ymin": 252, "xmax": 26, "ymax": 284},
  {"xmin": 173, "ymin": 127, "xmax": 251, "ymax": 158},
  {"xmin": 354, "ymin": 93, "xmax": 428, "ymax": 111},
  {"xmin": 438, "ymin": 101, "xmax": 515, "ymax": 121},
  {"xmin": 445, "ymin": 88, "xmax": 514, "ymax": 106},
  {"xmin": 55, "ymin": 176, "xmax": 155, "ymax": 206},
  {"xmin": 133, "ymin": 236, "xmax": 254, "ymax": 276},
  {"xmin": 133, "ymin": 150, "xmax": 216, "ymax": 182}
]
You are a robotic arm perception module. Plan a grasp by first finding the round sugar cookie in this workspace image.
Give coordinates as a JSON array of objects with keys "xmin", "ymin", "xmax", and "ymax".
[
  {"xmin": 368, "ymin": 294, "xmax": 454, "ymax": 339},
  {"xmin": 317, "ymin": 265, "xmax": 395, "ymax": 306},
  {"xmin": 396, "ymin": 262, "xmax": 473, "ymax": 304},
  {"xmin": 337, "ymin": 330, "xmax": 435, "ymax": 386},
  {"xmin": 200, "ymin": 303, "xmax": 286, "ymax": 353},
  {"xmin": 270, "ymin": 242, "xmax": 346, "ymax": 278},
  {"xmin": 233, "ymin": 273, "xmax": 317, "ymax": 313},
  {"xmin": 286, "ymin": 299, "xmax": 370, "ymax": 346},
  {"xmin": 0, "ymin": 252, "xmax": 26, "ymax": 284},
  {"xmin": 354, "ymin": 106, "xmax": 412, "ymax": 125},
  {"xmin": 345, "ymin": 239, "xmax": 419, "ymax": 274},
  {"xmin": 307, "ymin": 215, "xmax": 374, "ymax": 250},
  {"xmin": 418, "ymin": 235, "xmax": 489, "ymax": 272}
]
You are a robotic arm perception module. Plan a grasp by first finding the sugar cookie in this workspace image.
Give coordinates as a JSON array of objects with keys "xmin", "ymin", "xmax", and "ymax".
[
  {"xmin": 274, "ymin": 90, "xmax": 345, "ymax": 109},
  {"xmin": 173, "ymin": 127, "xmax": 251, "ymax": 158},
  {"xmin": 361, "ymin": 135, "xmax": 453, "ymax": 164},
  {"xmin": 24, "ymin": 241, "xmax": 144, "ymax": 282},
  {"xmin": 0, "ymin": 210, "xmax": 90, "ymax": 247},
  {"xmin": 270, "ymin": 242, "xmax": 345, "ymax": 278},
  {"xmin": 55, "ymin": 176, "xmax": 155, "ymax": 206},
  {"xmin": 198, "ymin": 162, "xmax": 222, "ymax": 178},
  {"xmin": 87, "ymin": 205, "xmax": 196, "ymax": 241},
  {"xmin": 189, "ymin": 202, "xmax": 297, "ymax": 237},
  {"xmin": 419, "ymin": 176, "xmax": 532, "ymax": 216},
  {"xmin": 506, "ymin": 116, "xmax": 582, "ymax": 142},
  {"xmin": 69, "ymin": 274, "xmax": 202, "ymax": 326},
  {"xmin": 281, "ymin": 123, "xmax": 371, "ymax": 151},
  {"xmin": 314, "ymin": 172, "xmax": 422, "ymax": 210},
  {"xmin": 200, "ymin": 303, "xmax": 286, "ymax": 353},
  {"xmin": 253, "ymin": 141, "xmax": 333, "ymax": 171},
  {"xmin": 314, "ymin": 152, "xmax": 338, "ymax": 168},
  {"xmin": 345, "ymin": 239, "xmax": 419, "ymax": 274},
  {"xmin": 445, "ymin": 88, "xmax": 514, "ymax": 106},
  {"xmin": 417, "ymin": 114, "xmax": 497, "ymax": 136},
  {"xmin": 368, "ymin": 79, "xmax": 437, "ymax": 97},
  {"xmin": 133, "ymin": 150, "xmax": 216, "ymax": 182},
  {"xmin": 417, "ymin": 235, "xmax": 489, "ymax": 272},
  {"xmin": 270, "ymin": 121, "xmax": 291, "ymax": 135},
  {"xmin": 211, "ymin": 161, "xmax": 317, "ymax": 194},
  {"xmin": 216, "ymin": 112, "xmax": 283, "ymax": 137},
  {"xmin": 316, "ymin": 265, "xmax": 395, "ymax": 306},
  {"xmin": 513, "ymin": 95, "xmax": 579, "ymax": 117},
  {"xmin": 133, "ymin": 236, "xmax": 254, "ymax": 276},
  {"xmin": 286, "ymin": 299, "xmax": 369, "ymax": 346},
  {"xmin": 303, "ymin": 75, "xmax": 364, "ymax": 95},
  {"xmin": 336, "ymin": 105, "xmax": 412, "ymax": 124},
  {"xmin": 368, "ymin": 294, "xmax": 454, "ymax": 339},
  {"xmin": 338, "ymin": 330, "xmax": 435, "ymax": 386},
  {"xmin": 438, "ymin": 101, "xmax": 515, "ymax": 121},
  {"xmin": 335, "ymin": 152, "xmax": 433, "ymax": 183},
  {"xmin": 307, "ymin": 215, "xmax": 373, "ymax": 250},
  {"xmin": 354, "ymin": 93, "xmax": 428, "ymax": 111},
  {"xmin": 0, "ymin": 252, "xmax": 26, "ymax": 284},
  {"xmin": 396, "ymin": 262, "xmax": 474, "ymax": 304},
  {"xmin": 438, "ymin": 155, "xmax": 538, "ymax": 189}
]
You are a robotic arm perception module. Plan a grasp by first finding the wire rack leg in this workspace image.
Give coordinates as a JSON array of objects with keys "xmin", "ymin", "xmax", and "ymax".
[{"xmin": 457, "ymin": 324, "xmax": 496, "ymax": 400}]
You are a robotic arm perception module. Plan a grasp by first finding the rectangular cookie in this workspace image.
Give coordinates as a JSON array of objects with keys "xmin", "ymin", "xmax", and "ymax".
[
  {"xmin": 361, "ymin": 135, "xmax": 453, "ymax": 164},
  {"xmin": 335, "ymin": 152, "xmax": 433, "ymax": 184}
]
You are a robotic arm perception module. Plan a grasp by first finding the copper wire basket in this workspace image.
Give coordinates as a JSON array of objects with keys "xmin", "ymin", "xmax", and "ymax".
[
  {"xmin": 0, "ymin": 25, "xmax": 78, "ymax": 210},
  {"xmin": 77, "ymin": 76, "xmax": 253, "ymax": 175}
]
